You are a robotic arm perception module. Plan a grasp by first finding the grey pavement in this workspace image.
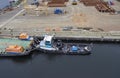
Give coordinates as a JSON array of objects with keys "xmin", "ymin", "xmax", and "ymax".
[{"xmin": 0, "ymin": 7, "xmax": 23, "ymax": 26}]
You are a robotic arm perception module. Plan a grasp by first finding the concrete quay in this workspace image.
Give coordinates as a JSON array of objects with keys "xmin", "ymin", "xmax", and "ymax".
[{"xmin": 1, "ymin": 29, "xmax": 120, "ymax": 43}]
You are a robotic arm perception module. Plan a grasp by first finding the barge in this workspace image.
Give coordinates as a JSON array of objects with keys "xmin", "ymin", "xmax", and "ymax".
[{"xmin": 0, "ymin": 33, "xmax": 35, "ymax": 56}]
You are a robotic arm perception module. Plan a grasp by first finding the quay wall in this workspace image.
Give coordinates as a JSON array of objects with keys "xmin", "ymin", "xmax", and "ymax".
[{"xmin": 0, "ymin": 29, "xmax": 120, "ymax": 43}]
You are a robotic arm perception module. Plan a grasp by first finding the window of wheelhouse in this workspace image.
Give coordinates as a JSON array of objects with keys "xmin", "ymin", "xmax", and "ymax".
[{"xmin": 45, "ymin": 41, "xmax": 51, "ymax": 46}]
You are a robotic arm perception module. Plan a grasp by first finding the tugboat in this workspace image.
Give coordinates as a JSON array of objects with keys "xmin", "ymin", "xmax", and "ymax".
[
  {"xmin": 0, "ymin": 33, "xmax": 35, "ymax": 56},
  {"xmin": 36, "ymin": 35, "xmax": 92, "ymax": 55}
]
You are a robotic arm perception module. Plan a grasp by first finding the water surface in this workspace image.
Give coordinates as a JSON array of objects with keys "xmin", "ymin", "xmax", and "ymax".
[
  {"xmin": 0, "ymin": 43, "xmax": 120, "ymax": 78},
  {"xmin": 0, "ymin": 0, "xmax": 9, "ymax": 9}
]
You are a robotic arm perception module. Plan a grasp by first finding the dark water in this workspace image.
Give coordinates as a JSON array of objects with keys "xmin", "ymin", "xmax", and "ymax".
[{"xmin": 0, "ymin": 43, "xmax": 120, "ymax": 78}]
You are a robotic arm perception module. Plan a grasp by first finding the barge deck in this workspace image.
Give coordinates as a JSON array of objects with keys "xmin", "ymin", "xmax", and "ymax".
[{"xmin": 0, "ymin": 37, "xmax": 32, "ymax": 56}]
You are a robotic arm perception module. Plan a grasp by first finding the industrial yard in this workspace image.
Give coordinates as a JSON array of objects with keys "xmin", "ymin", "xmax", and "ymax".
[
  {"xmin": 0, "ymin": 0, "xmax": 120, "ymax": 37},
  {"xmin": 1, "ymin": 1, "xmax": 120, "ymax": 77}
]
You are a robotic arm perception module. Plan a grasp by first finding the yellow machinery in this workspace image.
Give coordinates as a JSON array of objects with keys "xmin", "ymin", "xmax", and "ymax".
[{"xmin": 72, "ymin": 0, "xmax": 77, "ymax": 5}]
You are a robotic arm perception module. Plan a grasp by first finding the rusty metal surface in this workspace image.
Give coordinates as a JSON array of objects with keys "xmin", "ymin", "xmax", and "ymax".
[{"xmin": 47, "ymin": 0, "xmax": 66, "ymax": 7}]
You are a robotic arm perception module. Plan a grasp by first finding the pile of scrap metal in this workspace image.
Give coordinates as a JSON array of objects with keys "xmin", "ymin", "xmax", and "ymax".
[
  {"xmin": 80, "ymin": 0, "xmax": 101, "ymax": 6},
  {"xmin": 47, "ymin": 0, "xmax": 68, "ymax": 7},
  {"xmin": 95, "ymin": 2, "xmax": 115, "ymax": 13},
  {"xmin": 79, "ymin": 0, "xmax": 115, "ymax": 13}
]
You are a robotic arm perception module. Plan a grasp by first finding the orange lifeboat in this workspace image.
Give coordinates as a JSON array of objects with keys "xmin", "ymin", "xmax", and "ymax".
[
  {"xmin": 19, "ymin": 33, "xmax": 29, "ymax": 40},
  {"xmin": 5, "ymin": 45, "xmax": 24, "ymax": 53}
]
